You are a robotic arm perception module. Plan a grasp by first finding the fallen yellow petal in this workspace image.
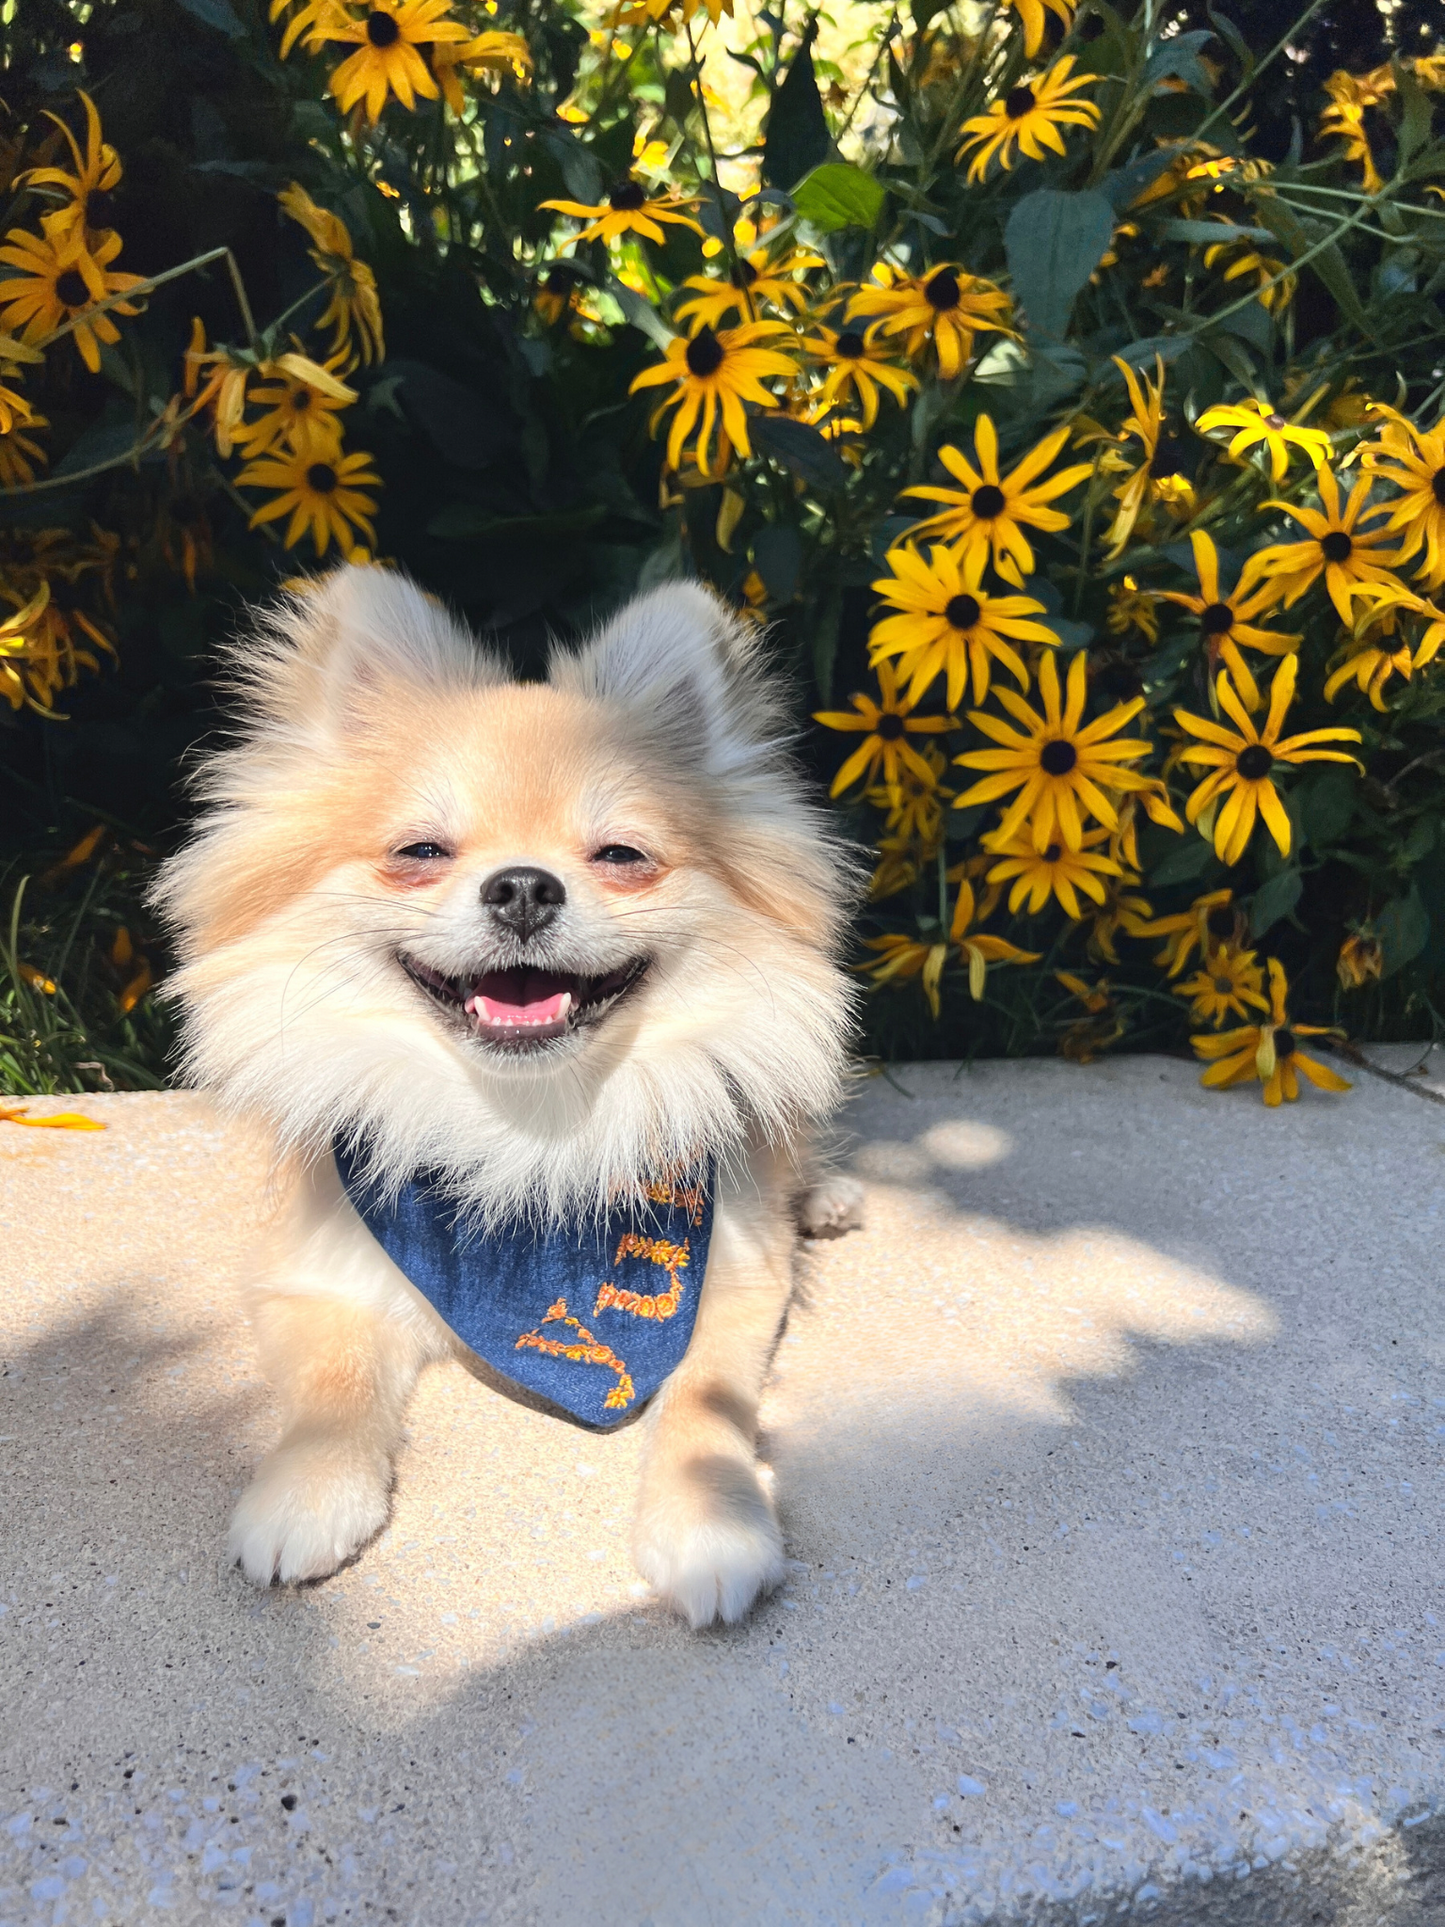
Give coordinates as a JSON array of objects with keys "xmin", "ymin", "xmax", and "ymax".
[{"xmin": 0, "ymin": 1107, "xmax": 105, "ymax": 1130}]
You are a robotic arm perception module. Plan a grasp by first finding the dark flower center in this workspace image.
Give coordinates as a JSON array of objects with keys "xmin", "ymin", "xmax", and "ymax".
[
  {"xmin": 1199, "ymin": 601, "xmax": 1234, "ymax": 635},
  {"xmin": 1206, "ymin": 906, "xmax": 1236, "ymax": 939},
  {"xmin": 944, "ymin": 593, "xmax": 981, "ymax": 630},
  {"xmin": 366, "ymin": 9, "xmax": 401, "ymax": 45},
  {"xmin": 1432, "ymin": 467, "xmax": 1445, "ymax": 506},
  {"xmin": 1265, "ymin": 413, "xmax": 1287, "ymax": 430},
  {"xmin": 1274, "ymin": 1027, "xmax": 1295, "ymax": 1059},
  {"xmin": 876, "ymin": 711, "xmax": 905, "ymax": 740},
  {"xmin": 1044, "ymin": 843, "xmax": 1062, "ymax": 863},
  {"xmin": 608, "ymin": 179, "xmax": 647, "ymax": 211},
  {"xmin": 1005, "ymin": 86, "xmax": 1036, "ymax": 119},
  {"xmin": 55, "ymin": 269, "xmax": 90, "ymax": 309},
  {"xmin": 1236, "ymin": 743, "xmax": 1273, "ymax": 780},
  {"xmin": 1213, "ymin": 975, "xmax": 1234, "ymax": 996},
  {"xmin": 84, "ymin": 187, "xmax": 117, "ymax": 227},
  {"xmin": 293, "ymin": 389, "xmax": 312, "ymax": 410},
  {"xmin": 1040, "ymin": 739, "xmax": 1077, "ymax": 776},
  {"xmin": 1320, "ymin": 530, "xmax": 1353, "ymax": 562},
  {"xmin": 306, "ymin": 462, "xmax": 339, "ymax": 494},
  {"xmin": 924, "ymin": 268, "xmax": 960, "ymax": 312},
  {"xmin": 971, "ymin": 483, "xmax": 1006, "ymax": 520},
  {"xmin": 835, "ymin": 330, "xmax": 866, "ymax": 359},
  {"xmin": 1150, "ymin": 430, "xmax": 1186, "ymax": 479},
  {"xmin": 685, "ymin": 326, "xmax": 724, "ymax": 377},
  {"xmin": 731, "ymin": 259, "xmax": 758, "ymax": 288}
]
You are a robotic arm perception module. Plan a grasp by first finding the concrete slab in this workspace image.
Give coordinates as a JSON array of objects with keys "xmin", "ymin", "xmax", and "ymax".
[{"xmin": 2, "ymin": 1056, "xmax": 1445, "ymax": 1927}]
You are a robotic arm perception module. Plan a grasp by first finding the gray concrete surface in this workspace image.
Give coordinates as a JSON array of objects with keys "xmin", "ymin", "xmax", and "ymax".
[{"xmin": 2, "ymin": 1049, "xmax": 1444, "ymax": 1927}]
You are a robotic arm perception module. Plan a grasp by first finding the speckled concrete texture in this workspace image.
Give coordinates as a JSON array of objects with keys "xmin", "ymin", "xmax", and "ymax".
[{"xmin": 3, "ymin": 1054, "xmax": 1445, "ymax": 1927}]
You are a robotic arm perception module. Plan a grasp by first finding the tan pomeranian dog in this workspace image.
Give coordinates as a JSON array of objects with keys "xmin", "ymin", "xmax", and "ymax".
[{"xmin": 155, "ymin": 564, "xmax": 861, "ymax": 1628}]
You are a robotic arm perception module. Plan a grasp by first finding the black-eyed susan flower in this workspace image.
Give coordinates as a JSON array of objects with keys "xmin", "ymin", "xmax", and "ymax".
[
  {"xmin": 1106, "ymin": 576, "xmax": 1159, "ymax": 645},
  {"xmin": 982, "ymin": 824, "xmax": 1122, "ymax": 920},
  {"xmin": 814, "ymin": 661, "xmax": 955, "ymax": 797},
  {"xmin": 0, "ymin": 583, "xmax": 56, "ymax": 713},
  {"xmin": 20, "ymin": 92, "xmax": 121, "ymax": 245},
  {"xmin": 0, "ymin": 222, "xmax": 142, "ymax": 373},
  {"xmin": 325, "ymin": 0, "xmax": 472, "ymax": 122},
  {"xmin": 1005, "ymin": 0, "xmax": 1073, "ymax": 58},
  {"xmin": 798, "ymin": 321, "xmax": 917, "ymax": 430},
  {"xmin": 618, "ymin": 0, "xmax": 732, "ymax": 24},
  {"xmin": 869, "ymin": 743, "xmax": 953, "ymax": 843},
  {"xmin": 1359, "ymin": 404, "xmax": 1445, "ymax": 590},
  {"xmin": 431, "ymin": 30, "xmax": 531, "ymax": 114},
  {"xmin": 1241, "ymin": 467, "xmax": 1402, "ymax": 622},
  {"xmin": 237, "ymin": 444, "xmax": 380, "ymax": 556},
  {"xmin": 868, "ymin": 543, "xmax": 1057, "ymax": 709},
  {"xmin": 847, "ymin": 264, "xmax": 1012, "ymax": 381},
  {"xmin": 1318, "ymin": 67, "xmax": 1390, "ymax": 193},
  {"xmin": 0, "ymin": 407, "xmax": 46, "ymax": 487},
  {"xmin": 1175, "ymin": 943, "xmax": 1268, "ymax": 1027},
  {"xmin": 629, "ymin": 320, "xmax": 796, "ymax": 478},
  {"xmin": 1142, "ymin": 889, "xmax": 1239, "ymax": 977},
  {"xmin": 1088, "ymin": 864, "xmax": 1156, "ymax": 965},
  {"xmin": 1336, "ymin": 929, "xmax": 1383, "ymax": 990},
  {"xmin": 858, "ymin": 931, "xmax": 950, "ymax": 1019},
  {"xmin": 232, "ymin": 351, "xmax": 358, "ymax": 458},
  {"xmin": 1193, "ymin": 957, "xmax": 1350, "ymax": 1105},
  {"xmin": 900, "ymin": 414, "xmax": 1092, "ymax": 583},
  {"xmin": 278, "ymin": 184, "xmax": 384, "ymax": 364},
  {"xmin": 542, "ymin": 178, "xmax": 704, "ymax": 250},
  {"xmin": 950, "ymin": 875, "xmax": 1040, "ymax": 999},
  {"xmin": 1200, "ymin": 233, "xmax": 1296, "ymax": 313},
  {"xmin": 1098, "ymin": 355, "xmax": 1192, "ymax": 558},
  {"xmin": 1174, "ymin": 654, "xmax": 1362, "ymax": 865},
  {"xmin": 676, "ymin": 248, "xmax": 820, "ymax": 330},
  {"xmin": 955, "ymin": 57, "xmax": 1101, "ymax": 182},
  {"xmin": 1194, "ymin": 396, "xmax": 1332, "ymax": 483},
  {"xmin": 954, "ymin": 649, "xmax": 1157, "ymax": 852},
  {"xmin": 1157, "ymin": 528, "xmax": 1300, "ymax": 709}
]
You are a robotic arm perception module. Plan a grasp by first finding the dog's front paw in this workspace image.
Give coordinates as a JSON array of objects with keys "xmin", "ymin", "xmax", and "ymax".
[
  {"xmin": 797, "ymin": 1173, "xmax": 865, "ymax": 1238},
  {"xmin": 632, "ymin": 1454, "xmax": 785, "ymax": 1629},
  {"xmin": 228, "ymin": 1439, "xmax": 390, "ymax": 1586}
]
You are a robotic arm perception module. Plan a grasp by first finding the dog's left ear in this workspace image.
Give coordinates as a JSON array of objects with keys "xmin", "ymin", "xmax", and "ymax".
[{"xmin": 550, "ymin": 582, "xmax": 785, "ymax": 787}]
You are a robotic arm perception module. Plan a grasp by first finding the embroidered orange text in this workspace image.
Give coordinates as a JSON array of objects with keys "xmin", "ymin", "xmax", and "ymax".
[
  {"xmin": 515, "ymin": 1297, "xmax": 636, "ymax": 1410},
  {"xmin": 593, "ymin": 1232, "xmax": 691, "ymax": 1322}
]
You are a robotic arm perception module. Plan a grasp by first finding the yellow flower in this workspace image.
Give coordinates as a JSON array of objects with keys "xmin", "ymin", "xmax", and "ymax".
[
  {"xmin": 1157, "ymin": 528, "xmax": 1300, "ymax": 710},
  {"xmin": 1004, "ymin": 0, "xmax": 1073, "ymax": 58},
  {"xmin": 868, "ymin": 543, "xmax": 1057, "ymax": 709},
  {"xmin": 1106, "ymin": 576, "xmax": 1159, "ymax": 645},
  {"xmin": 954, "ymin": 649, "xmax": 1156, "ymax": 852},
  {"xmin": 1242, "ymin": 467, "xmax": 1402, "ymax": 622},
  {"xmin": 237, "ymin": 444, "xmax": 380, "ymax": 556},
  {"xmin": 617, "ymin": 0, "xmax": 732, "ymax": 24},
  {"xmin": 798, "ymin": 321, "xmax": 917, "ymax": 430},
  {"xmin": 1193, "ymin": 958, "xmax": 1350, "ymax": 1106},
  {"xmin": 0, "ymin": 410, "xmax": 47, "ymax": 487},
  {"xmin": 21, "ymin": 92, "xmax": 121, "ymax": 245},
  {"xmin": 847, "ymin": 264, "xmax": 1011, "ymax": 380},
  {"xmin": 858, "ymin": 932, "xmax": 950, "ymax": 1019},
  {"xmin": 813, "ymin": 661, "xmax": 954, "ymax": 797},
  {"xmin": 1175, "ymin": 943, "xmax": 1269, "ymax": 1027},
  {"xmin": 325, "ymin": 0, "xmax": 472, "ymax": 122},
  {"xmin": 869, "ymin": 743, "xmax": 953, "ymax": 842},
  {"xmin": 1141, "ymin": 887, "xmax": 1237, "ymax": 977},
  {"xmin": 1194, "ymin": 396, "xmax": 1332, "ymax": 483},
  {"xmin": 431, "ymin": 30, "xmax": 531, "ymax": 114},
  {"xmin": 676, "ymin": 248, "xmax": 821, "ymax": 330},
  {"xmin": 231, "ymin": 351, "xmax": 358, "ymax": 458},
  {"xmin": 982, "ymin": 824, "xmax": 1122, "ymax": 920},
  {"xmin": 1336, "ymin": 929, "xmax": 1383, "ymax": 990},
  {"xmin": 629, "ymin": 320, "xmax": 796, "ymax": 478},
  {"xmin": 1359, "ymin": 404, "xmax": 1445, "ymax": 590},
  {"xmin": 955, "ymin": 57, "xmax": 1101, "ymax": 182},
  {"xmin": 278, "ymin": 185, "xmax": 384, "ymax": 364},
  {"xmin": 1174, "ymin": 654, "xmax": 1362, "ymax": 865},
  {"xmin": 1099, "ymin": 355, "xmax": 1193, "ymax": 558},
  {"xmin": 900, "ymin": 414, "xmax": 1092, "ymax": 584},
  {"xmin": 1055, "ymin": 971, "xmax": 1123, "ymax": 1060},
  {"xmin": 542, "ymin": 179, "xmax": 704, "ymax": 249},
  {"xmin": 0, "ymin": 221, "xmax": 142, "ymax": 373},
  {"xmin": 1318, "ymin": 68, "xmax": 1391, "ymax": 192},
  {"xmin": 1200, "ymin": 235, "xmax": 1296, "ymax": 313},
  {"xmin": 950, "ymin": 876, "xmax": 1040, "ymax": 999}
]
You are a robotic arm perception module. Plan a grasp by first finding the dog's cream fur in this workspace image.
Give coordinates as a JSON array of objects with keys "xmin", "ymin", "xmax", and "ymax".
[{"xmin": 155, "ymin": 567, "xmax": 861, "ymax": 1626}]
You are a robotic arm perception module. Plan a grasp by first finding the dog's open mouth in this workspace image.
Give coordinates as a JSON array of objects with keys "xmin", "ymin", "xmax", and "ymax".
[{"xmin": 399, "ymin": 953, "xmax": 650, "ymax": 1049}]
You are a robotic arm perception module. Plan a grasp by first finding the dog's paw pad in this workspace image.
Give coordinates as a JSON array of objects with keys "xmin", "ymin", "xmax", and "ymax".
[
  {"xmin": 228, "ymin": 1443, "xmax": 389, "ymax": 1587},
  {"xmin": 633, "ymin": 1455, "xmax": 785, "ymax": 1628},
  {"xmin": 798, "ymin": 1173, "xmax": 865, "ymax": 1238}
]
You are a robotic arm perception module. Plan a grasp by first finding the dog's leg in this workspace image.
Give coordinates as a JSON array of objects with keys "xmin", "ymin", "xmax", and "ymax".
[
  {"xmin": 228, "ymin": 1160, "xmax": 450, "ymax": 1586},
  {"xmin": 632, "ymin": 1161, "xmax": 795, "ymax": 1628}
]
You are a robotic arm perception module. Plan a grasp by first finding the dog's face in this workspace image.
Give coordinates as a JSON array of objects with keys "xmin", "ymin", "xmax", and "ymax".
[{"xmin": 157, "ymin": 569, "xmax": 856, "ymax": 1221}]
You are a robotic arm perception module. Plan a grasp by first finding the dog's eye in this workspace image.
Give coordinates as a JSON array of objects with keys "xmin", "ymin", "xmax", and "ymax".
[
  {"xmin": 394, "ymin": 842, "xmax": 451, "ymax": 862},
  {"xmin": 591, "ymin": 844, "xmax": 648, "ymax": 866}
]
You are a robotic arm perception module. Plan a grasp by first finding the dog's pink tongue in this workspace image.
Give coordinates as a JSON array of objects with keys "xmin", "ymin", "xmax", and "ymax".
[
  {"xmin": 464, "ymin": 970, "xmax": 573, "ymax": 1031},
  {"xmin": 469, "ymin": 989, "xmax": 570, "ymax": 1028}
]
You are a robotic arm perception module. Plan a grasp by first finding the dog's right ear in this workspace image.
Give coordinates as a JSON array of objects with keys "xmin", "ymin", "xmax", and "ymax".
[{"xmin": 230, "ymin": 564, "xmax": 504, "ymax": 735}]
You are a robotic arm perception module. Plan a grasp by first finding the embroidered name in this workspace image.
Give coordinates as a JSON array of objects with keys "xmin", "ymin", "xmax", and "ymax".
[
  {"xmin": 514, "ymin": 1298, "xmax": 636, "ymax": 1411},
  {"xmin": 593, "ymin": 1232, "xmax": 690, "ymax": 1321},
  {"xmin": 645, "ymin": 1175, "xmax": 706, "ymax": 1226}
]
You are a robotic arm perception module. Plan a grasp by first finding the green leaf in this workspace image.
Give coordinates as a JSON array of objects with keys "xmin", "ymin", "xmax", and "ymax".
[
  {"xmin": 609, "ymin": 278, "xmax": 676, "ymax": 351},
  {"xmin": 791, "ymin": 162, "xmax": 884, "ymax": 233},
  {"xmin": 1206, "ymin": 6, "xmax": 1252, "ymax": 77},
  {"xmin": 751, "ymin": 414, "xmax": 848, "ymax": 492},
  {"xmin": 1149, "ymin": 834, "xmax": 1218, "ymax": 886},
  {"xmin": 1378, "ymin": 887, "xmax": 1431, "ymax": 977},
  {"xmin": 175, "ymin": 0, "xmax": 246, "ymax": 36},
  {"xmin": 762, "ymin": 26, "xmax": 831, "ymax": 191},
  {"xmin": 1249, "ymin": 868, "xmax": 1302, "ymax": 939},
  {"xmin": 752, "ymin": 523, "xmax": 802, "ymax": 602},
  {"xmin": 1250, "ymin": 192, "xmax": 1371, "ymax": 338},
  {"xmin": 1003, "ymin": 189, "xmax": 1116, "ymax": 339},
  {"xmin": 1142, "ymin": 30, "xmax": 1215, "ymax": 94},
  {"xmin": 1300, "ymin": 767, "xmax": 1356, "ymax": 848}
]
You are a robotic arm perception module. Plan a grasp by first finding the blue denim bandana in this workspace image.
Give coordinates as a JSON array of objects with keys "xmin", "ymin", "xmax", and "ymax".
[{"xmin": 334, "ymin": 1141, "xmax": 713, "ymax": 1429}]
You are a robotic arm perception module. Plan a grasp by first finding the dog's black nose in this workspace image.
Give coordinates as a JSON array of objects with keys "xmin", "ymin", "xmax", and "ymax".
[{"xmin": 480, "ymin": 865, "xmax": 566, "ymax": 941}]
